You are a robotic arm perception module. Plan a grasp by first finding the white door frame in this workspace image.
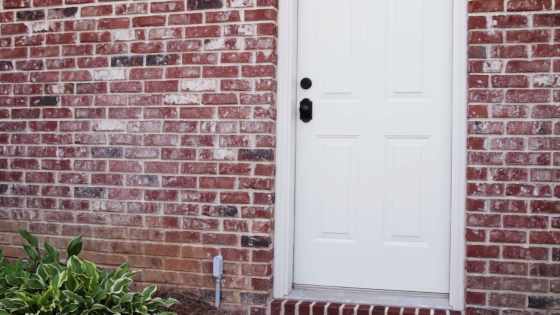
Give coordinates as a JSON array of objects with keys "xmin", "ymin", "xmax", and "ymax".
[{"xmin": 273, "ymin": 0, "xmax": 468, "ymax": 310}]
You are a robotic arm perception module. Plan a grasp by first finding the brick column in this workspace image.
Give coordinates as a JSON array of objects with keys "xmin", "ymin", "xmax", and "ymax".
[{"xmin": 468, "ymin": 0, "xmax": 560, "ymax": 313}]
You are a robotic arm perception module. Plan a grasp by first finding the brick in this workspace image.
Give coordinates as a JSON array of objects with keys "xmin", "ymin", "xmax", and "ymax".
[
  {"xmin": 505, "ymin": 152, "xmax": 550, "ymax": 165},
  {"xmin": 506, "ymin": 60, "xmax": 550, "ymax": 72},
  {"xmin": 468, "ymin": 90, "xmax": 504, "ymax": 103},
  {"xmin": 489, "ymin": 293, "xmax": 526, "ymax": 308},
  {"xmin": 183, "ymin": 217, "xmax": 219, "ymax": 231},
  {"xmin": 111, "ymin": 56, "xmax": 143, "ymax": 67},
  {"xmin": 206, "ymin": 10, "xmax": 240, "ymax": 23},
  {"xmin": 506, "ymin": 89, "xmax": 550, "ymax": 103},
  {"xmin": 491, "ymin": 15, "xmax": 528, "ymax": 29},
  {"xmin": 166, "ymin": 67, "xmax": 201, "ymax": 79},
  {"xmin": 110, "ymin": 82, "xmax": 142, "ymax": 93},
  {"xmin": 109, "ymin": 161, "xmax": 142, "ymax": 173},
  {"xmin": 243, "ymin": 8, "xmax": 275, "ymax": 20},
  {"xmin": 508, "ymin": 0, "xmax": 551, "ymax": 11},
  {"xmin": 202, "ymin": 93, "xmax": 238, "ymax": 105},
  {"xmin": 507, "ymin": 30, "xmax": 549, "ymax": 43},
  {"xmin": 129, "ymin": 68, "xmax": 163, "ymax": 80},
  {"xmin": 168, "ymin": 40, "xmax": 202, "ymax": 52},
  {"xmin": 151, "ymin": 1, "xmax": 185, "ymax": 12},
  {"xmin": 114, "ymin": 3, "xmax": 147, "ymax": 14},
  {"xmin": 1, "ymin": 24, "xmax": 29, "ymax": 35},
  {"xmin": 528, "ymin": 137, "xmax": 560, "ymax": 150},
  {"xmin": 203, "ymin": 38, "xmax": 239, "ymax": 50},
  {"xmin": 181, "ymin": 190, "xmax": 217, "ymax": 203},
  {"xmin": 492, "ymin": 105, "xmax": 528, "ymax": 118},
  {"xmin": 507, "ymin": 121, "xmax": 552, "ymax": 134},
  {"xmin": 161, "ymin": 148, "xmax": 196, "ymax": 160},
  {"xmin": 15, "ymin": 35, "xmax": 44, "ymax": 46},
  {"xmin": 81, "ymin": 5, "xmax": 112, "ymax": 16},
  {"xmin": 532, "ymin": 44, "xmax": 560, "ymax": 57},
  {"xmin": 534, "ymin": 13, "xmax": 560, "ymax": 26},
  {"xmin": 238, "ymin": 40, "xmax": 265, "ymax": 54},
  {"xmin": 145, "ymin": 162, "xmax": 179, "ymax": 173},
  {"xmin": 132, "ymin": 16, "xmax": 166, "ymax": 27},
  {"xmin": 491, "ymin": 75, "xmax": 528, "ymax": 88},
  {"xmin": 490, "ymin": 229, "xmax": 527, "ymax": 243},
  {"xmin": 203, "ymin": 66, "xmax": 239, "ymax": 77},
  {"xmin": 224, "ymin": 24, "xmax": 255, "ymax": 36},
  {"xmin": 221, "ymin": 192, "xmax": 250, "ymax": 204},
  {"xmin": 531, "ymin": 231, "xmax": 560, "ymax": 244},
  {"xmin": 467, "ymin": 245, "xmax": 500, "ymax": 258},
  {"xmin": 163, "ymin": 121, "xmax": 198, "ymax": 132},
  {"xmin": 186, "ymin": 25, "xmax": 221, "ymax": 38},
  {"xmin": 469, "ymin": 0, "xmax": 503, "ymax": 12},
  {"xmin": 469, "ymin": 46, "xmax": 487, "ymax": 59},
  {"xmin": 490, "ymin": 168, "xmax": 528, "ymax": 181},
  {"xmin": 532, "ymin": 105, "xmax": 560, "ymax": 118},
  {"xmin": 187, "ymin": 0, "xmax": 222, "ymax": 10},
  {"xmin": 96, "ymin": 43, "xmax": 128, "ymax": 55},
  {"xmin": 169, "ymin": 13, "xmax": 202, "ymax": 25},
  {"xmin": 202, "ymin": 233, "xmax": 237, "ymax": 245},
  {"xmin": 146, "ymin": 54, "xmax": 181, "ymax": 66}
]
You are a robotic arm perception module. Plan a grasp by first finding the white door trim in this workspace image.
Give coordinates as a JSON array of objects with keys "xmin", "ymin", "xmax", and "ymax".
[{"xmin": 273, "ymin": 0, "xmax": 468, "ymax": 310}]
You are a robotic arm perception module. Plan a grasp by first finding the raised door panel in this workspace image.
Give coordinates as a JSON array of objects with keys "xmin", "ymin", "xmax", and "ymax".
[
  {"xmin": 314, "ymin": 136, "xmax": 358, "ymax": 243},
  {"xmin": 384, "ymin": 137, "xmax": 430, "ymax": 246},
  {"xmin": 317, "ymin": 0, "xmax": 359, "ymax": 101}
]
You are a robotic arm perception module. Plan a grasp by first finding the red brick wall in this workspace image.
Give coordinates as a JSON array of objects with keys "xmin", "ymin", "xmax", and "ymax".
[
  {"xmin": 467, "ymin": 0, "xmax": 560, "ymax": 313},
  {"xmin": 0, "ymin": 0, "xmax": 276, "ymax": 313},
  {"xmin": 5, "ymin": 0, "xmax": 560, "ymax": 312}
]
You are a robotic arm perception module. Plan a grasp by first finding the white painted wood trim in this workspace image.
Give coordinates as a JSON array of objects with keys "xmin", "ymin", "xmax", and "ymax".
[
  {"xmin": 449, "ymin": 0, "xmax": 468, "ymax": 311},
  {"xmin": 273, "ymin": 0, "xmax": 468, "ymax": 310},
  {"xmin": 273, "ymin": 0, "xmax": 298, "ymax": 298}
]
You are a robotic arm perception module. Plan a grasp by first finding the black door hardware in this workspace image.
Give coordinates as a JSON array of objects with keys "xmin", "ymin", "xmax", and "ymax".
[
  {"xmin": 299, "ymin": 98, "xmax": 312, "ymax": 123},
  {"xmin": 300, "ymin": 78, "xmax": 312, "ymax": 89}
]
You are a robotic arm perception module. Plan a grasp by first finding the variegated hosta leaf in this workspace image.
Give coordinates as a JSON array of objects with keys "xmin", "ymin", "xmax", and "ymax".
[
  {"xmin": 142, "ymin": 285, "xmax": 157, "ymax": 302},
  {"xmin": 120, "ymin": 293, "xmax": 134, "ymax": 304},
  {"xmin": 62, "ymin": 290, "xmax": 84, "ymax": 303},
  {"xmin": 24, "ymin": 279, "xmax": 46, "ymax": 290},
  {"xmin": 92, "ymin": 289, "xmax": 107, "ymax": 302},
  {"xmin": 18, "ymin": 230, "xmax": 39, "ymax": 250},
  {"xmin": 113, "ymin": 263, "xmax": 131, "ymax": 280},
  {"xmin": 43, "ymin": 243, "xmax": 60, "ymax": 265},
  {"xmin": 22, "ymin": 245, "xmax": 39, "ymax": 264},
  {"xmin": 66, "ymin": 235, "xmax": 84, "ymax": 258},
  {"xmin": 66, "ymin": 272, "xmax": 80, "ymax": 292}
]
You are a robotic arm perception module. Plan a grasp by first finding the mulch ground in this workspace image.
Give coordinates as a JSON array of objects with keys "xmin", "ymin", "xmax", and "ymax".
[{"xmin": 156, "ymin": 292, "xmax": 225, "ymax": 315}]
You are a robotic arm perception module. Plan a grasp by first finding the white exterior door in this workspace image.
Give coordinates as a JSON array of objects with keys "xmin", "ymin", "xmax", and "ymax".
[{"xmin": 294, "ymin": 0, "xmax": 453, "ymax": 293}]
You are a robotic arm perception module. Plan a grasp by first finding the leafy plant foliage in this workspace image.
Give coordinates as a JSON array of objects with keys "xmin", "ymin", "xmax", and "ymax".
[{"xmin": 0, "ymin": 230, "xmax": 177, "ymax": 315}]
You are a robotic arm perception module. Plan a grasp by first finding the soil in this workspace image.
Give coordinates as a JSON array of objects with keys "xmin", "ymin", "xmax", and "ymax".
[{"xmin": 155, "ymin": 292, "xmax": 225, "ymax": 315}]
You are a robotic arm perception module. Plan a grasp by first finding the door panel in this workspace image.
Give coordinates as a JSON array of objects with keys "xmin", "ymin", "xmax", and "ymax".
[
  {"xmin": 294, "ymin": 0, "xmax": 453, "ymax": 293},
  {"xmin": 315, "ymin": 136, "xmax": 358, "ymax": 241}
]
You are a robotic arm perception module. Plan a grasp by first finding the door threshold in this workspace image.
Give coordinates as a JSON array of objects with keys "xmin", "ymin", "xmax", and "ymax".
[{"xmin": 287, "ymin": 284, "xmax": 451, "ymax": 310}]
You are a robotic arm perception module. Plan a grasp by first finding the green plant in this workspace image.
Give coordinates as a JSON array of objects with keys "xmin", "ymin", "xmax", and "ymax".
[{"xmin": 0, "ymin": 230, "xmax": 177, "ymax": 315}]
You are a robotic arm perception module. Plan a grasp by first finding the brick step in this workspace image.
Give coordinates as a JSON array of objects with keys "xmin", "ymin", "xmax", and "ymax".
[{"xmin": 269, "ymin": 300, "xmax": 463, "ymax": 315}]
